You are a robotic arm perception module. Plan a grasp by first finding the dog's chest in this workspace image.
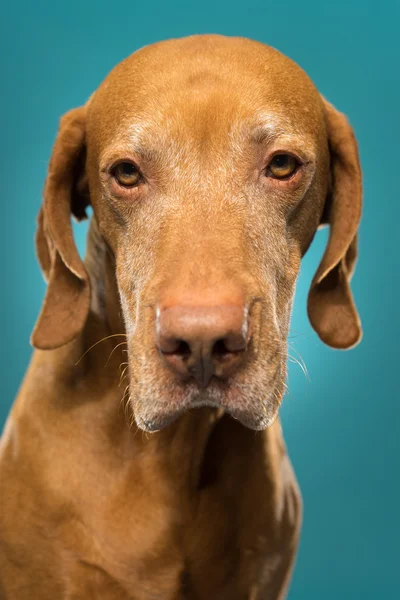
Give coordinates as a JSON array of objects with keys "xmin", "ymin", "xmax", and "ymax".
[
  {"xmin": 60, "ymin": 503, "xmax": 276, "ymax": 600},
  {"xmin": 55, "ymin": 474, "xmax": 285, "ymax": 600},
  {"xmin": 0, "ymin": 408, "xmax": 298, "ymax": 599}
]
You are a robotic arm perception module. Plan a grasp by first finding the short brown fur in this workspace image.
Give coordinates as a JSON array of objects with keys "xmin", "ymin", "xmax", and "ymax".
[{"xmin": 0, "ymin": 35, "xmax": 362, "ymax": 599}]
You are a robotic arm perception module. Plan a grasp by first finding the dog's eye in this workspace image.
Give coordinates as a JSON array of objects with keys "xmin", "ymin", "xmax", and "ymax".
[
  {"xmin": 266, "ymin": 154, "xmax": 299, "ymax": 179},
  {"xmin": 112, "ymin": 162, "xmax": 141, "ymax": 187}
]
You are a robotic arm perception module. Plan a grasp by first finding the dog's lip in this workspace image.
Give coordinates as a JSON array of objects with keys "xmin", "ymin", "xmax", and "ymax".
[
  {"xmin": 138, "ymin": 411, "xmax": 183, "ymax": 433},
  {"xmin": 136, "ymin": 402, "xmax": 274, "ymax": 433},
  {"xmin": 136, "ymin": 393, "xmax": 220, "ymax": 432},
  {"xmin": 134, "ymin": 387, "xmax": 276, "ymax": 433}
]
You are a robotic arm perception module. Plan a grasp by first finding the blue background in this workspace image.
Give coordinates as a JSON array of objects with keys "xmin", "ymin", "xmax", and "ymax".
[{"xmin": 1, "ymin": 1, "xmax": 399, "ymax": 598}]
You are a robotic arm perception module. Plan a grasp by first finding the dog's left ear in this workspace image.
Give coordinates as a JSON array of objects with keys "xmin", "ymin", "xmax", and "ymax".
[
  {"xmin": 31, "ymin": 105, "xmax": 91, "ymax": 350},
  {"xmin": 307, "ymin": 98, "xmax": 362, "ymax": 349}
]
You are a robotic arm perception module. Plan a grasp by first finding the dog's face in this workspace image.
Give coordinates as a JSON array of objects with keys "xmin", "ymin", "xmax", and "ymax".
[{"xmin": 32, "ymin": 36, "xmax": 362, "ymax": 432}]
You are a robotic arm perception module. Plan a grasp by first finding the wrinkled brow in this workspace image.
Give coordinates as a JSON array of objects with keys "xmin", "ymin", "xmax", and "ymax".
[
  {"xmin": 129, "ymin": 144, "xmax": 164, "ymax": 165},
  {"xmin": 246, "ymin": 119, "xmax": 317, "ymax": 163},
  {"xmin": 101, "ymin": 136, "xmax": 168, "ymax": 169},
  {"xmin": 249, "ymin": 122, "xmax": 289, "ymax": 145},
  {"xmin": 102, "ymin": 117, "xmax": 308, "ymax": 169}
]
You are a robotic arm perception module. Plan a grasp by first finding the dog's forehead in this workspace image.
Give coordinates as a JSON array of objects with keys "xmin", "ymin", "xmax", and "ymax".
[{"xmin": 87, "ymin": 35, "xmax": 324, "ymax": 152}]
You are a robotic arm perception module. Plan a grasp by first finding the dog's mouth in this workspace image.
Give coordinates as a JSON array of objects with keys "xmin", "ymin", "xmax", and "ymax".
[{"xmin": 130, "ymin": 368, "xmax": 284, "ymax": 433}]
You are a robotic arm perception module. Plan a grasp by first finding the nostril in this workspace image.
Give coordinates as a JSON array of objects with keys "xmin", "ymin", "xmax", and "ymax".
[
  {"xmin": 172, "ymin": 340, "xmax": 191, "ymax": 358},
  {"xmin": 211, "ymin": 334, "xmax": 248, "ymax": 380},
  {"xmin": 159, "ymin": 338, "xmax": 191, "ymax": 358},
  {"xmin": 212, "ymin": 336, "xmax": 247, "ymax": 361},
  {"xmin": 212, "ymin": 338, "xmax": 231, "ymax": 359}
]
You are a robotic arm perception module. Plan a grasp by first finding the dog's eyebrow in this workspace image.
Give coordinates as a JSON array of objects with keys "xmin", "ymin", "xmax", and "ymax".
[
  {"xmin": 101, "ymin": 141, "xmax": 165, "ymax": 170},
  {"xmin": 131, "ymin": 144, "xmax": 164, "ymax": 164},
  {"xmin": 247, "ymin": 120, "xmax": 316, "ymax": 163},
  {"xmin": 249, "ymin": 122, "xmax": 290, "ymax": 145}
]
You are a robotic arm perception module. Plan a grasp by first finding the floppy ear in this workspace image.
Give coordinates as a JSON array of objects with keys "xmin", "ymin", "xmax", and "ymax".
[
  {"xmin": 31, "ymin": 106, "xmax": 91, "ymax": 350},
  {"xmin": 307, "ymin": 98, "xmax": 362, "ymax": 349}
]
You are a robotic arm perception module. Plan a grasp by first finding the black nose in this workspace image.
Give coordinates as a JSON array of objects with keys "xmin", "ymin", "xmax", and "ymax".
[{"xmin": 156, "ymin": 304, "xmax": 250, "ymax": 387}]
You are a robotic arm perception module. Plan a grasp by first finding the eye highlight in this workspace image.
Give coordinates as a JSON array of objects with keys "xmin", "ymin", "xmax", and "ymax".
[
  {"xmin": 112, "ymin": 162, "xmax": 141, "ymax": 187},
  {"xmin": 266, "ymin": 154, "xmax": 300, "ymax": 179}
]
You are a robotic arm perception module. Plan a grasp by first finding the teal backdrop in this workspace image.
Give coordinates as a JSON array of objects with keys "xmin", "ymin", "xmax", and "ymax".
[{"xmin": 1, "ymin": 1, "xmax": 399, "ymax": 598}]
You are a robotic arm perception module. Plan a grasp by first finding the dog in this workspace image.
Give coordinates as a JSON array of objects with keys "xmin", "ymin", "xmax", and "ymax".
[{"xmin": 0, "ymin": 34, "xmax": 362, "ymax": 599}]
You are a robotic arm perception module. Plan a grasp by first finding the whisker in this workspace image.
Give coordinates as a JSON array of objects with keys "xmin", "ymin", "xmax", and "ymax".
[
  {"xmin": 287, "ymin": 356, "xmax": 308, "ymax": 381},
  {"xmin": 119, "ymin": 364, "xmax": 130, "ymax": 387},
  {"xmin": 75, "ymin": 333, "xmax": 127, "ymax": 366},
  {"xmin": 288, "ymin": 328, "xmax": 312, "ymax": 341},
  {"xmin": 120, "ymin": 384, "xmax": 133, "ymax": 427},
  {"xmin": 105, "ymin": 341, "xmax": 128, "ymax": 367},
  {"xmin": 287, "ymin": 343, "xmax": 310, "ymax": 382},
  {"xmin": 120, "ymin": 384, "xmax": 130, "ymax": 404}
]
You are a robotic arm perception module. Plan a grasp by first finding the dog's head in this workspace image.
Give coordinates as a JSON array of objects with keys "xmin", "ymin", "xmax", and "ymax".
[{"xmin": 31, "ymin": 35, "xmax": 362, "ymax": 431}]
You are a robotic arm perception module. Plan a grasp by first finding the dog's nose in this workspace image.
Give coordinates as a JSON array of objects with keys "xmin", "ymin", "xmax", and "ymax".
[{"xmin": 156, "ymin": 304, "xmax": 250, "ymax": 387}]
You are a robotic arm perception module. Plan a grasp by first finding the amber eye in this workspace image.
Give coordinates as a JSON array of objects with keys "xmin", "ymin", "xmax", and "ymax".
[
  {"xmin": 266, "ymin": 154, "xmax": 299, "ymax": 179},
  {"xmin": 112, "ymin": 162, "xmax": 141, "ymax": 187}
]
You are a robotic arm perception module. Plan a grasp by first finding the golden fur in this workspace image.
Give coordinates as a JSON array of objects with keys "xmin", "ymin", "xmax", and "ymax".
[{"xmin": 0, "ymin": 35, "xmax": 362, "ymax": 599}]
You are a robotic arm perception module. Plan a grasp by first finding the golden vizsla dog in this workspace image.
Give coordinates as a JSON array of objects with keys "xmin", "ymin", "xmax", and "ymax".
[{"xmin": 0, "ymin": 35, "xmax": 362, "ymax": 599}]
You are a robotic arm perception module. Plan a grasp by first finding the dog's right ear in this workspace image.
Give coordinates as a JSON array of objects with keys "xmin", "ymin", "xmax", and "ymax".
[{"xmin": 31, "ymin": 106, "xmax": 91, "ymax": 350}]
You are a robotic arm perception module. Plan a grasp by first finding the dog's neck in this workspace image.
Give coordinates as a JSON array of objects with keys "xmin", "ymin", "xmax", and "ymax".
[{"xmin": 67, "ymin": 217, "xmax": 223, "ymax": 490}]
